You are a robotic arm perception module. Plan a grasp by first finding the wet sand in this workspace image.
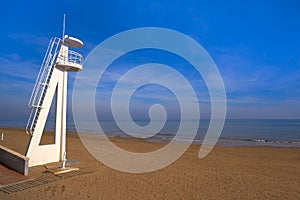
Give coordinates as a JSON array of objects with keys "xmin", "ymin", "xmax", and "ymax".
[{"xmin": 0, "ymin": 128, "xmax": 299, "ymax": 199}]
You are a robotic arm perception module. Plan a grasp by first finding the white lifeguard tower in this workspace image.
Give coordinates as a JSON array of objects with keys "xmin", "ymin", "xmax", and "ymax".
[{"xmin": 25, "ymin": 16, "xmax": 83, "ymax": 167}]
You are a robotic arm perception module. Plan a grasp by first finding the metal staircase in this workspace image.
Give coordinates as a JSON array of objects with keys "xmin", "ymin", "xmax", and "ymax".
[{"xmin": 25, "ymin": 37, "xmax": 61, "ymax": 135}]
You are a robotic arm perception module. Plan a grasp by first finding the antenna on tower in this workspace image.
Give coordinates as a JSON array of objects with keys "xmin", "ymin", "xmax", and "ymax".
[{"xmin": 62, "ymin": 14, "xmax": 66, "ymax": 41}]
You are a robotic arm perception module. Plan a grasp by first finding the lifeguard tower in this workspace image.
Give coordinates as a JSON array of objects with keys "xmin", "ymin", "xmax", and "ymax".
[{"xmin": 25, "ymin": 19, "xmax": 83, "ymax": 167}]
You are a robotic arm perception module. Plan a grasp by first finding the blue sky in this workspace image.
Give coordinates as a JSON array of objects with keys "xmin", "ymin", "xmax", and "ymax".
[{"xmin": 0, "ymin": 0, "xmax": 300, "ymax": 123}]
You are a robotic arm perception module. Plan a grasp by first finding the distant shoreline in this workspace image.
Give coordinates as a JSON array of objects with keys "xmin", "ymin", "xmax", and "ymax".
[{"xmin": 1, "ymin": 126, "xmax": 299, "ymax": 148}]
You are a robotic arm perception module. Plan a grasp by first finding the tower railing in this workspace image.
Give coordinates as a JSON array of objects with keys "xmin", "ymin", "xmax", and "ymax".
[
  {"xmin": 68, "ymin": 50, "xmax": 83, "ymax": 65},
  {"xmin": 26, "ymin": 37, "xmax": 61, "ymax": 135},
  {"xmin": 56, "ymin": 49, "xmax": 83, "ymax": 66}
]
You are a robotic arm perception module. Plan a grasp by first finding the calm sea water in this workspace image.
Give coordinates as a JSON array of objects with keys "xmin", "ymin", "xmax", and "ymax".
[{"xmin": 1, "ymin": 118, "xmax": 299, "ymax": 147}]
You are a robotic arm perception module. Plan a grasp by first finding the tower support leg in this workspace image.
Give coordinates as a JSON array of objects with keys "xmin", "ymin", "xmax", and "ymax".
[{"xmin": 26, "ymin": 68, "xmax": 67, "ymax": 167}]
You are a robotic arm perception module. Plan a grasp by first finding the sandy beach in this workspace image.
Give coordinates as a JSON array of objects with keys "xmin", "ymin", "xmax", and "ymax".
[{"xmin": 0, "ymin": 127, "xmax": 299, "ymax": 199}]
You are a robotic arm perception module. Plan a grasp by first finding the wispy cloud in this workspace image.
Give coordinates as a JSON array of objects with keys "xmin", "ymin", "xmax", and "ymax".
[
  {"xmin": 0, "ymin": 53, "xmax": 39, "ymax": 81},
  {"xmin": 210, "ymin": 46, "xmax": 300, "ymax": 106},
  {"xmin": 8, "ymin": 33, "xmax": 50, "ymax": 53}
]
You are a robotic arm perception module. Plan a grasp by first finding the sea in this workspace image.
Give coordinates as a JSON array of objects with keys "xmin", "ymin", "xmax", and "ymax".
[{"xmin": 1, "ymin": 118, "xmax": 299, "ymax": 147}]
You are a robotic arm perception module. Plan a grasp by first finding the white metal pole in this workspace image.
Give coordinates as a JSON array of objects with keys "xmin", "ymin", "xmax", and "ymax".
[
  {"xmin": 61, "ymin": 151, "xmax": 67, "ymax": 169},
  {"xmin": 62, "ymin": 14, "xmax": 66, "ymax": 40},
  {"xmin": 60, "ymin": 70, "xmax": 67, "ymax": 160}
]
